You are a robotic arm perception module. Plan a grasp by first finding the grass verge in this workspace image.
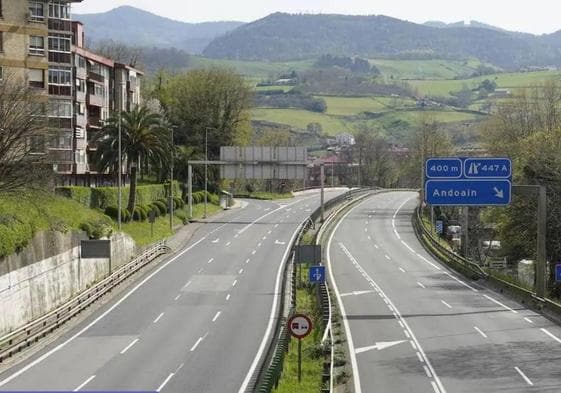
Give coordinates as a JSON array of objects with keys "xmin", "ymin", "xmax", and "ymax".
[{"xmin": 274, "ymin": 267, "xmax": 324, "ymax": 393}]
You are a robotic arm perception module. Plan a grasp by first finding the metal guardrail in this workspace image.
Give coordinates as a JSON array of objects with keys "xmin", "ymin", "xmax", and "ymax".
[
  {"xmin": 413, "ymin": 206, "xmax": 487, "ymax": 278},
  {"xmin": 413, "ymin": 205, "xmax": 561, "ymax": 317},
  {"xmin": 0, "ymin": 241, "xmax": 169, "ymax": 363}
]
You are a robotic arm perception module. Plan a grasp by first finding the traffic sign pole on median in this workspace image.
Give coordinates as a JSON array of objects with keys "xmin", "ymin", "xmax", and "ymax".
[{"xmin": 288, "ymin": 314, "xmax": 313, "ymax": 383}]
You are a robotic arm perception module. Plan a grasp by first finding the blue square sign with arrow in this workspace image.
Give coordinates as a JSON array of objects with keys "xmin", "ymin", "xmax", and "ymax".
[{"xmin": 309, "ymin": 266, "xmax": 326, "ymax": 284}]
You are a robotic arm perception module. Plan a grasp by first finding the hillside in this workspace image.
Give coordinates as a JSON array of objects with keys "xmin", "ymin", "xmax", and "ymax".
[
  {"xmin": 203, "ymin": 13, "xmax": 561, "ymax": 69},
  {"xmin": 75, "ymin": 6, "xmax": 244, "ymax": 54}
]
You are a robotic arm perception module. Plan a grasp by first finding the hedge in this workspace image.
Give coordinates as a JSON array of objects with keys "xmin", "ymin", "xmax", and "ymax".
[
  {"xmin": 188, "ymin": 191, "xmax": 220, "ymax": 206},
  {"xmin": 56, "ymin": 181, "xmax": 181, "ymax": 210}
]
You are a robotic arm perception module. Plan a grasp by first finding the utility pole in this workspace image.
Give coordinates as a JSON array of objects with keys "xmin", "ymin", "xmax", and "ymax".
[
  {"xmin": 204, "ymin": 127, "xmax": 210, "ymax": 219},
  {"xmin": 320, "ymin": 163, "xmax": 325, "ymax": 222},
  {"xmin": 188, "ymin": 164, "xmax": 193, "ymax": 218}
]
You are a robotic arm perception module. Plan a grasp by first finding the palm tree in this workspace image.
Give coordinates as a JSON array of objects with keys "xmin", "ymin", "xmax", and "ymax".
[{"xmin": 92, "ymin": 106, "xmax": 171, "ymax": 214}]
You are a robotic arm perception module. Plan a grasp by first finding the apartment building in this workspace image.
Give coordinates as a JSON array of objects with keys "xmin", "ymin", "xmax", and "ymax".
[{"xmin": 0, "ymin": 1, "xmax": 144, "ymax": 185}]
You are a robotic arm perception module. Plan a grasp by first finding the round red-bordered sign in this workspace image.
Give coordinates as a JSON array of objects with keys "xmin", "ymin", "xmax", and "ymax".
[{"xmin": 288, "ymin": 314, "xmax": 313, "ymax": 339}]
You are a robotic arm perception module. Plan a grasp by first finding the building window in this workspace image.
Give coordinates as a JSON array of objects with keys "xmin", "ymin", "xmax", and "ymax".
[
  {"xmin": 48, "ymin": 35, "xmax": 71, "ymax": 53},
  {"xmin": 28, "ymin": 68, "xmax": 45, "ymax": 89},
  {"xmin": 93, "ymin": 84, "xmax": 105, "ymax": 97},
  {"xmin": 48, "ymin": 68, "xmax": 72, "ymax": 85},
  {"xmin": 48, "ymin": 3, "xmax": 70, "ymax": 20},
  {"xmin": 0, "ymin": 32, "xmax": 3, "ymax": 52},
  {"xmin": 29, "ymin": 35, "xmax": 45, "ymax": 55},
  {"xmin": 29, "ymin": 2, "xmax": 45, "ymax": 22},
  {"xmin": 75, "ymin": 78, "xmax": 85, "ymax": 92},
  {"xmin": 48, "ymin": 99, "xmax": 72, "ymax": 118},
  {"xmin": 0, "ymin": 66, "xmax": 3, "ymax": 80}
]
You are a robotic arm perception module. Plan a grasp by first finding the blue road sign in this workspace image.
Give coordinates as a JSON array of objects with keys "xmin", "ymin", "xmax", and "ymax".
[
  {"xmin": 435, "ymin": 220, "xmax": 444, "ymax": 235},
  {"xmin": 556, "ymin": 264, "xmax": 561, "ymax": 283},
  {"xmin": 426, "ymin": 179, "xmax": 512, "ymax": 206},
  {"xmin": 309, "ymin": 266, "xmax": 326, "ymax": 284},
  {"xmin": 425, "ymin": 158, "xmax": 463, "ymax": 179},
  {"xmin": 464, "ymin": 158, "xmax": 512, "ymax": 179}
]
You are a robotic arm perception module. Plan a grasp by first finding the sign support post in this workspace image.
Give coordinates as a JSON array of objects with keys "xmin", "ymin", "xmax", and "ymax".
[
  {"xmin": 188, "ymin": 164, "xmax": 193, "ymax": 219},
  {"xmin": 297, "ymin": 338, "xmax": 302, "ymax": 383},
  {"xmin": 288, "ymin": 314, "xmax": 313, "ymax": 383}
]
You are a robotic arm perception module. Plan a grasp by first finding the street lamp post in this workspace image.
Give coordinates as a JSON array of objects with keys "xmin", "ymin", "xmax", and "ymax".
[
  {"xmin": 169, "ymin": 125, "xmax": 176, "ymax": 232},
  {"xmin": 204, "ymin": 127, "xmax": 211, "ymax": 219},
  {"xmin": 117, "ymin": 81, "xmax": 125, "ymax": 231}
]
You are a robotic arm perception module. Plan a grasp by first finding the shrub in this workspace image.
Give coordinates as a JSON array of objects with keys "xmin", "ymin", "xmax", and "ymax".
[
  {"xmin": 148, "ymin": 204, "xmax": 160, "ymax": 218},
  {"xmin": 132, "ymin": 206, "xmax": 148, "ymax": 222},
  {"xmin": 153, "ymin": 200, "xmax": 167, "ymax": 215},
  {"xmin": 104, "ymin": 206, "xmax": 132, "ymax": 222},
  {"xmin": 79, "ymin": 222, "xmax": 93, "ymax": 235},
  {"xmin": 173, "ymin": 197, "xmax": 184, "ymax": 209}
]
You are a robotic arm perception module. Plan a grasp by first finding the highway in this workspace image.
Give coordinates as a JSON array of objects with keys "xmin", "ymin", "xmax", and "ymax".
[
  {"xmin": 0, "ymin": 189, "xmax": 344, "ymax": 393},
  {"xmin": 328, "ymin": 191, "xmax": 561, "ymax": 393}
]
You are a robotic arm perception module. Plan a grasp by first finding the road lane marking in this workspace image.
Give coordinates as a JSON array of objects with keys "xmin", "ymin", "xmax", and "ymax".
[
  {"xmin": 340, "ymin": 290, "xmax": 376, "ymax": 297},
  {"xmin": 246, "ymin": 258, "xmax": 250, "ymax": 264},
  {"xmin": 232, "ymin": 280, "xmax": 238, "ymax": 287},
  {"xmin": 403, "ymin": 330, "xmax": 411, "ymax": 339},
  {"xmin": 443, "ymin": 272, "xmax": 479, "ymax": 292},
  {"xmin": 275, "ymin": 240, "xmax": 286, "ymax": 245},
  {"xmin": 184, "ymin": 280, "xmax": 192, "ymax": 288},
  {"xmin": 120, "ymin": 338, "xmax": 140, "ymax": 354},
  {"xmin": 417, "ymin": 282, "xmax": 426, "ymax": 289},
  {"xmin": 274, "ymin": 224, "xmax": 279, "ymax": 228},
  {"xmin": 367, "ymin": 235, "xmax": 371, "ymax": 240},
  {"xmin": 238, "ymin": 207, "xmax": 309, "ymax": 393},
  {"xmin": 431, "ymin": 382, "xmax": 439, "ymax": 393},
  {"xmin": 74, "ymin": 375, "xmax": 95, "ymax": 391},
  {"xmin": 416, "ymin": 352, "xmax": 424, "ymax": 362},
  {"xmin": 374, "ymin": 244, "xmax": 379, "ymax": 249},
  {"xmin": 514, "ymin": 367, "xmax": 534, "ymax": 386},
  {"xmin": 258, "ymin": 242, "xmax": 262, "ymax": 247},
  {"xmin": 198, "ymin": 268, "xmax": 203, "ymax": 273},
  {"xmin": 174, "ymin": 294, "xmax": 181, "ymax": 301},
  {"xmin": 267, "ymin": 230, "xmax": 272, "ymax": 234},
  {"xmin": 364, "ymin": 228, "xmax": 368, "ymax": 232},
  {"xmin": 157, "ymin": 373, "xmax": 175, "ymax": 391},
  {"xmin": 393, "ymin": 229, "xmax": 401, "ymax": 240},
  {"xmin": 207, "ymin": 258, "xmax": 214, "ymax": 264},
  {"xmin": 252, "ymin": 250, "xmax": 256, "ymax": 255},
  {"xmin": 226, "ymin": 293, "xmax": 231, "ymax": 301},
  {"xmin": 355, "ymin": 340, "xmax": 406, "ymax": 354},
  {"xmin": 226, "ymin": 241, "xmax": 231, "ymax": 247},
  {"xmin": 190, "ymin": 333, "xmax": 209, "ymax": 352},
  {"xmin": 398, "ymin": 321, "xmax": 405, "ymax": 328},
  {"xmin": 262, "ymin": 236, "xmax": 267, "ymax": 240},
  {"xmin": 401, "ymin": 240, "xmax": 415, "ymax": 253},
  {"xmin": 484, "ymin": 294, "xmax": 518, "ymax": 313},
  {"xmin": 423, "ymin": 365, "xmax": 433, "ymax": 378},
  {"xmin": 239, "ymin": 268, "xmax": 244, "ymax": 274},
  {"xmin": 211, "ymin": 238, "xmax": 220, "ymax": 244},
  {"xmin": 441, "ymin": 300, "xmax": 452, "ymax": 309},
  {"xmin": 524, "ymin": 317, "xmax": 534, "ymax": 324},
  {"xmin": 541, "ymin": 328, "xmax": 561, "ymax": 344},
  {"xmin": 410, "ymin": 341, "xmax": 418, "ymax": 350},
  {"xmin": 234, "ymin": 234, "xmax": 239, "ymax": 238},
  {"xmin": 417, "ymin": 254, "xmax": 442, "ymax": 271},
  {"xmin": 153, "ymin": 312, "xmax": 165, "ymax": 324},
  {"xmin": 212, "ymin": 311, "xmax": 222, "ymax": 322},
  {"xmin": 399, "ymin": 267, "xmax": 406, "ymax": 273},
  {"xmin": 335, "ymin": 241, "xmax": 447, "ymax": 393},
  {"xmin": 385, "ymin": 255, "xmax": 391, "ymax": 260},
  {"xmin": 474, "ymin": 326, "xmax": 488, "ymax": 338}
]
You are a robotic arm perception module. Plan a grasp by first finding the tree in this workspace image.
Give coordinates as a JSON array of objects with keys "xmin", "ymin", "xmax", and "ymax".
[
  {"xmin": 354, "ymin": 127, "xmax": 395, "ymax": 188},
  {"xmin": 92, "ymin": 106, "xmax": 171, "ymax": 213},
  {"xmin": 163, "ymin": 67, "xmax": 252, "ymax": 176},
  {"xmin": 92, "ymin": 39, "xmax": 143, "ymax": 68},
  {"xmin": 0, "ymin": 75, "xmax": 52, "ymax": 194}
]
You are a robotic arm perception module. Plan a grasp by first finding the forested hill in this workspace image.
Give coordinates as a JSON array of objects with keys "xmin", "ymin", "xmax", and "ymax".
[{"xmin": 203, "ymin": 13, "xmax": 561, "ymax": 69}]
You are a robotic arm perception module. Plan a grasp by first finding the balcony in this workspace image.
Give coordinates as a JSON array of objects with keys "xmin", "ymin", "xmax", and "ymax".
[
  {"xmin": 49, "ymin": 117, "xmax": 72, "ymax": 130},
  {"xmin": 48, "ymin": 19, "xmax": 72, "ymax": 32},
  {"xmin": 48, "ymin": 51, "xmax": 72, "ymax": 65},
  {"xmin": 49, "ymin": 85, "xmax": 72, "ymax": 97},
  {"xmin": 50, "ymin": 149, "xmax": 74, "ymax": 163},
  {"xmin": 88, "ymin": 116, "xmax": 102, "ymax": 129},
  {"xmin": 87, "ymin": 93, "xmax": 104, "ymax": 108},
  {"xmin": 87, "ymin": 71, "xmax": 104, "ymax": 83}
]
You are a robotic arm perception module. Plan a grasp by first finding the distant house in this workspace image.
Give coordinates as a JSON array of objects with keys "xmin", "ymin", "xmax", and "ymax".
[
  {"xmin": 274, "ymin": 78, "xmax": 297, "ymax": 85},
  {"xmin": 489, "ymin": 88, "xmax": 511, "ymax": 98},
  {"xmin": 335, "ymin": 133, "xmax": 356, "ymax": 146}
]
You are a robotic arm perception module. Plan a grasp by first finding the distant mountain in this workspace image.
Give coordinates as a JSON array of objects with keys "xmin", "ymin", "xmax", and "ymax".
[
  {"xmin": 75, "ymin": 6, "xmax": 245, "ymax": 54},
  {"xmin": 203, "ymin": 13, "xmax": 561, "ymax": 69}
]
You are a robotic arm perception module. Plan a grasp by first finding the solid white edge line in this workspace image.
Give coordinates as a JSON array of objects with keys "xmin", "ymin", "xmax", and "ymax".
[
  {"xmin": 157, "ymin": 372, "xmax": 175, "ymax": 392},
  {"xmin": 237, "ymin": 216, "xmax": 307, "ymax": 393},
  {"xmin": 0, "ymin": 234, "xmax": 209, "ymax": 387},
  {"xmin": 327, "ymin": 207, "xmax": 363, "ymax": 393},
  {"xmin": 483, "ymin": 294, "xmax": 518, "ymax": 313},
  {"xmin": 73, "ymin": 375, "xmax": 95, "ymax": 391},
  {"xmin": 541, "ymin": 328, "xmax": 561, "ymax": 344},
  {"xmin": 514, "ymin": 366, "xmax": 534, "ymax": 386},
  {"xmin": 120, "ymin": 338, "xmax": 140, "ymax": 354}
]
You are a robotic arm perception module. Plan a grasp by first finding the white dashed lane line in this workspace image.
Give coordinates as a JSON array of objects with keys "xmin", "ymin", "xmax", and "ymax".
[
  {"xmin": 120, "ymin": 338, "xmax": 139, "ymax": 354},
  {"xmin": 514, "ymin": 367, "xmax": 534, "ymax": 386},
  {"xmin": 440, "ymin": 300, "xmax": 452, "ymax": 309},
  {"xmin": 190, "ymin": 333, "xmax": 209, "ymax": 352},
  {"xmin": 153, "ymin": 312, "xmax": 165, "ymax": 324},
  {"xmin": 474, "ymin": 326, "xmax": 488, "ymax": 338},
  {"xmin": 74, "ymin": 375, "xmax": 95, "ymax": 391},
  {"xmin": 212, "ymin": 311, "xmax": 222, "ymax": 322},
  {"xmin": 541, "ymin": 328, "xmax": 561, "ymax": 344}
]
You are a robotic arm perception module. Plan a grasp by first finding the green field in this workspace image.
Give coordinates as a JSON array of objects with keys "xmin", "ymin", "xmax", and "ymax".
[
  {"xmin": 252, "ymin": 108, "xmax": 349, "ymax": 135},
  {"xmin": 370, "ymin": 58, "xmax": 496, "ymax": 80},
  {"xmin": 408, "ymin": 69, "xmax": 561, "ymax": 97},
  {"xmin": 318, "ymin": 95, "xmax": 416, "ymax": 116},
  {"xmin": 189, "ymin": 57, "xmax": 314, "ymax": 79}
]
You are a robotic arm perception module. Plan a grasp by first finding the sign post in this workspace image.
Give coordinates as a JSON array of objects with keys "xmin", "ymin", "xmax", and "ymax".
[{"xmin": 288, "ymin": 314, "xmax": 313, "ymax": 383}]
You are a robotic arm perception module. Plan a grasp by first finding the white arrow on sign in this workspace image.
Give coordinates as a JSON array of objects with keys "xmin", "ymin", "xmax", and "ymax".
[
  {"xmin": 355, "ymin": 340, "xmax": 406, "ymax": 354},
  {"xmin": 493, "ymin": 187, "xmax": 504, "ymax": 199}
]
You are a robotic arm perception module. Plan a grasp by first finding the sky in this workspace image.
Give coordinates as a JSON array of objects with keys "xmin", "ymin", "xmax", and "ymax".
[{"xmin": 72, "ymin": 0, "xmax": 561, "ymax": 35}]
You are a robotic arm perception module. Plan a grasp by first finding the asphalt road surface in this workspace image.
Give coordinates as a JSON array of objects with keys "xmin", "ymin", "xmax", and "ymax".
[
  {"xmin": 0, "ymin": 189, "xmax": 344, "ymax": 393},
  {"xmin": 328, "ymin": 191, "xmax": 561, "ymax": 393}
]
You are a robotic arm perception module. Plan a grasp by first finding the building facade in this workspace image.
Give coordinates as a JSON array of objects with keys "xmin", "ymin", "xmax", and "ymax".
[{"xmin": 0, "ymin": 1, "xmax": 144, "ymax": 185}]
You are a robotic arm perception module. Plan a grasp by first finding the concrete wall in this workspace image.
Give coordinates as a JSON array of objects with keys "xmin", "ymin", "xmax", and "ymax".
[{"xmin": 0, "ymin": 231, "xmax": 136, "ymax": 337}]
